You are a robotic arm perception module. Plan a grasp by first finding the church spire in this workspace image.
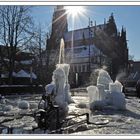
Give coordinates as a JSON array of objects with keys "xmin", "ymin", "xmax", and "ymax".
[
  {"xmin": 104, "ymin": 18, "xmax": 106, "ymax": 25},
  {"xmin": 50, "ymin": 6, "xmax": 68, "ymax": 49},
  {"xmin": 121, "ymin": 26, "xmax": 126, "ymax": 41},
  {"xmin": 55, "ymin": 5, "xmax": 64, "ymax": 11},
  {"xmin": 106, "ymin": 13, "xmax": 117, "ymax": 37}
]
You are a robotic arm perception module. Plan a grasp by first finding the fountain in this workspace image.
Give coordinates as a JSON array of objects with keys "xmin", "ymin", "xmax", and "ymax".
[
  {"xmin": 45, "ymin": 38, "xmax": 73, "ymax": 114},
  {"xmin": 0, "ymin": 38, "xmax": 74, "ymax": 134},
  {"xmin": 87, "ymin": 69, "xmax": 126, "ymax": 110}
]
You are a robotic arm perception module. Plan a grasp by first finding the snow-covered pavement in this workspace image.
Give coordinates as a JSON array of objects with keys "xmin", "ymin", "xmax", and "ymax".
[
  {"xmin": 70, "ymin": 95, "xmax": 140, "ymax": 135},
  {"xmin": 1, "ymin": 92, "xmax": 140, "ymax": 134}
]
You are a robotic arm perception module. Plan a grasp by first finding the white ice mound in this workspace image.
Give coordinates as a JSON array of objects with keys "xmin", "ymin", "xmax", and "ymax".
[
  {"xmin": 111, "ymin": 91, "xmax": 126, "ymax": 110},
  {"xmin": 3, "ymin": 105, "xmax": 13, "ymax": 111},
  {"xmin": 56, "ymin": 63, "xmax": 70, "ymax": 82},
  {"xmin": 45, "ymin": 58, "xmax": 72, "ymax": 115},
  {"xmin": 53, "ymin": 67, "xmax": 65, "ymax": 101},
  {"xmin": 18, "ymin": 100, "xmax": 30, "ymax": 110},
  {"xmin": 30, "ymin": 102, "xmax": 38, "ymax": 109},
  {"xmin": 65, "ymin": 84, "xmax": 74, "ymax": 104},
  {"xmin": 97, "ymin": 69, "xmax": 113, "ymax": 90},
  {"xmin": 45, "ymin": 83, "xmax": 56, "ymax": 95},
  {"xmin": 90, "ymin": 100, "xmax": 107, "ymax": 110},
  {"xmin": 87, "ymin": 86, "xmax": 100, "ymax": 103},
  {"xmin": 88, "ymin": 69, "xmax": 126, "ymax": 111},
  {"xmin": 87, "ymin": 85, "xmax": 107, "ymax": 110},
  {"xmin": 0, "ymin": 95, "xmax": 6, "ymax": 104},
  {"xmin": 97, "ymin": 84, "xmax": 106, "ymax": 100},
  {"xmin": 109, "ymin": 81, "xmax": 123, "ymax": 93},
  {"xmin": 61, "ymin": 64, "xmax": 71, "ymax": 103},
  {"xmin": 109, "ymin": 82, "xmax": 126, "ymax": 110},
  {"xmin": 114, "ymin": 80, "xmax": 123, "ymax": 92}
]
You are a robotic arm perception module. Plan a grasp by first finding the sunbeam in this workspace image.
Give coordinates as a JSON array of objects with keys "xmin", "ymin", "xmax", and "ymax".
[{"xmin": 65, "ymin": 6, "xmax": 86, "ymax": 18}]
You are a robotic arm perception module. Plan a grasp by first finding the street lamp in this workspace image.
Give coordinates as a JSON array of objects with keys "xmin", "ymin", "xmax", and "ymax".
[
  {"xmin": 88, "ymin": 18, "xmax": 93, "ymax": 73},
  {"xmin": 130, "ymin": 63, "xmax": 133, "ymax": 73}
]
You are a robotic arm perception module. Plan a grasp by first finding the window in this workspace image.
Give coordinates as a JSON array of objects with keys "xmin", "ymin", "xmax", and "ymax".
[
  {"xmin": 74, "ymin": 65, "xmax": 77, "ymax": 73},
  {"xmin": 77, "ymin": 65, "xmax": 79, "ymax": 72},
  {"xmin": 85, "ymin": 64, "xmax": 88, "ymax": 72},
  {"xmin": 82, "ymin": 65, "xmax": 85, "ymax": 72},
  {"xmin": 80, "ymin": 65, "xmax": 82, "ymax": 73},
  {"xmin": 70, "ymin": 65, "xmax": 73, "ymax": 72}
]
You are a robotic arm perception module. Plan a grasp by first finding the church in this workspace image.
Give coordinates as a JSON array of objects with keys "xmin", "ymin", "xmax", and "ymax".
[{"xmin": 45, "ymin": 6, "xmax": 129, "ymax": 87}]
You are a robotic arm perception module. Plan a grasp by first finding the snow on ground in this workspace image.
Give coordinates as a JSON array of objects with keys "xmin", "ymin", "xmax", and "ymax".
[
  {"xmin": 0, "ymin": 91, "xmax": 140, "ymax": 134},
  {"xmin": 71, "ymin": 94, "xmax": 140, "ymax": 135}
]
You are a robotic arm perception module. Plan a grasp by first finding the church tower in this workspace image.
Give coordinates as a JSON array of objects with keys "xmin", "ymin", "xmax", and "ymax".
[
  {"xmin": 49, "ymin": 6, "xmax": 68, "ymax": 49},
  {"xmin": 120, "ymin": 26, "xmax": 128, "ymax": 70},
  {"xmin": 106, "ymin": 13, "xmax": 117, "ymax": 37}
]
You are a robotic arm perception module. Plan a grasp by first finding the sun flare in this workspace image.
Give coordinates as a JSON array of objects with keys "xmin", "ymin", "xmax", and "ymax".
[{"xmin": 64, "ymin": 6, "xmax": 85, "ymax": 18}]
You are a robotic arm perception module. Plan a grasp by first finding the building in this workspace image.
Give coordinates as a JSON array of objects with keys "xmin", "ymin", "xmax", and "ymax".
[
  {"xmin": 64, "ymin": 26, "xmax": 110, "ymax": 86},
  {"xmin": 0, "ymin": 46, "xmax": 37, "ymax": 84},
  {"xmin": 45, "ymin": 6, "xmax": 129, "ymax": 86},
  {"xmin": 127, "ymin": 60, "xmax": 140, "ymax": 81}
]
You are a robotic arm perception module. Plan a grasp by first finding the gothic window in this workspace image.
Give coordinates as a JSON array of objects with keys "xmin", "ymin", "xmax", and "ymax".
[
  {"xmin": 80, "ymin": 65, "xmax": 82, "ymax": 73},
  {"xmin": 77, "ymin": 65, "xmax": 79, "ymax": 73},
  {"xmin": 81, "ymin": 65, "xmax": 83, "ymax": 72},
  {"xmin": 91, "ymin": 57, "xmax": 94, "ymax": 64},
  {"xmin": 74, "ymin": 65, "xmax": 77, "ymax": 73},
  {"xmin": 73, "ymin": 65, "xmax": 76, "ymax": 72},
  {"xmin": 78, "ymin": 65, "xmax": 81, "ymax": 73},
  {"xmin": 87, "ymin": 64, "xmax": 89, "ymax": 72},
  {"xmin": 70, "ymin": 65, "xmax": 73, "ymax": 72},
  {"xmin": 82, "ymin": 65, "xmax": 85, "ymax": 72}
]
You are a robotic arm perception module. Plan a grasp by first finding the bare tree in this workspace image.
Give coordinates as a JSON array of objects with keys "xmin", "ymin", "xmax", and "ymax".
[
  {"xmin": 0, "ymin": 6, "xmax": 34, "ymax": 84},
  {"xmin": 129, "ymin": 54, "xmax": 135, "ymax": 61},
  {"xmin": 25, "ymin": 23, "xmax": 49, "ymax": 84}
]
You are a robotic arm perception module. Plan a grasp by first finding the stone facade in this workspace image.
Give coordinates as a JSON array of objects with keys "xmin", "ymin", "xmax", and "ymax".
[{"xmin": 45, "ymin": 6, "xmax": 129, "ymax": 86}]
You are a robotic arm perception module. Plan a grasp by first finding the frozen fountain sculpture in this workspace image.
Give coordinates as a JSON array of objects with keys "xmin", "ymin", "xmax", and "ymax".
[
  {"xmin": 45, "ymin": 38, "xmax": 73, "ymax": 113},
  {"xmin": 87, "ymin": 69, "xmax": 126, "ymax": 110}
]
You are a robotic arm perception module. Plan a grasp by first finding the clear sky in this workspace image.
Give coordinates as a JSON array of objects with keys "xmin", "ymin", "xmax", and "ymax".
[{"xmin": 31, "ymin": 6, "xmax": 140, "ymax": 60}]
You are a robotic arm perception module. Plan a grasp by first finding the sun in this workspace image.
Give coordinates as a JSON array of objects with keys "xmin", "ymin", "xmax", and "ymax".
[{"xmin": 64, "ymin": 6, "xmax": 85, "ymax": 18}]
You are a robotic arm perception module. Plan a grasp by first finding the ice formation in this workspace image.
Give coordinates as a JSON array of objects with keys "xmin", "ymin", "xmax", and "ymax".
[
  {"xmin": 87, "ymin": 69, "xmax": 126, "ymax": 110},
  {"xmin": 30, "ymin": 102, "xmax": 38, "ymax": 109},
  {"xmin": 56, "ymin": 64, "xmax": 74, "ymax": 104},
  {"xmin": 3, "ymin": 105, "xmax": 13, "ymax": 111},
  {"xmin": 45, "ymin": 64, "xmax": 74, "ymax": 112},
  {"xmin": 109, "ymin": 81, "xmax": 126, "ymax": 110},
  {"xmin": 52, "ymin": 66, "xmax": 67, "ymax": 109},
  {"xmin": 97, "ymin": 69, "xmax": 113, "ymax": 90},
  {"xmin": 45, "ymin": 38, "xmax": 73, "ymax": 113},
  {"xmin": 0, "ymin": 95, "xmax": 6, "ymax": 104},
  {"xmin": 87, "ymin": 86, "xmax": 99, "ymax": 103}
]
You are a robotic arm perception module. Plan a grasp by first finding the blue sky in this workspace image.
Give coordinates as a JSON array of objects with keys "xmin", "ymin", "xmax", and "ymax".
[{"xmin": 31, "ymin": 6, "xmax": 140, "ymax": 60}]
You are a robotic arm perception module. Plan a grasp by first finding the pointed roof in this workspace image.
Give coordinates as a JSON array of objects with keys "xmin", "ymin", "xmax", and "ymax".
[
  {"xmin": 16, "ymin": 70, "xmax": 30, "ymax": 78},
  {"xmin": 16, "ymin": 70, "xmax": 37, "ymax": 79},
  {"xmin": 31, "ymin": 72, "xmax": 37, "ymax": 79}
]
